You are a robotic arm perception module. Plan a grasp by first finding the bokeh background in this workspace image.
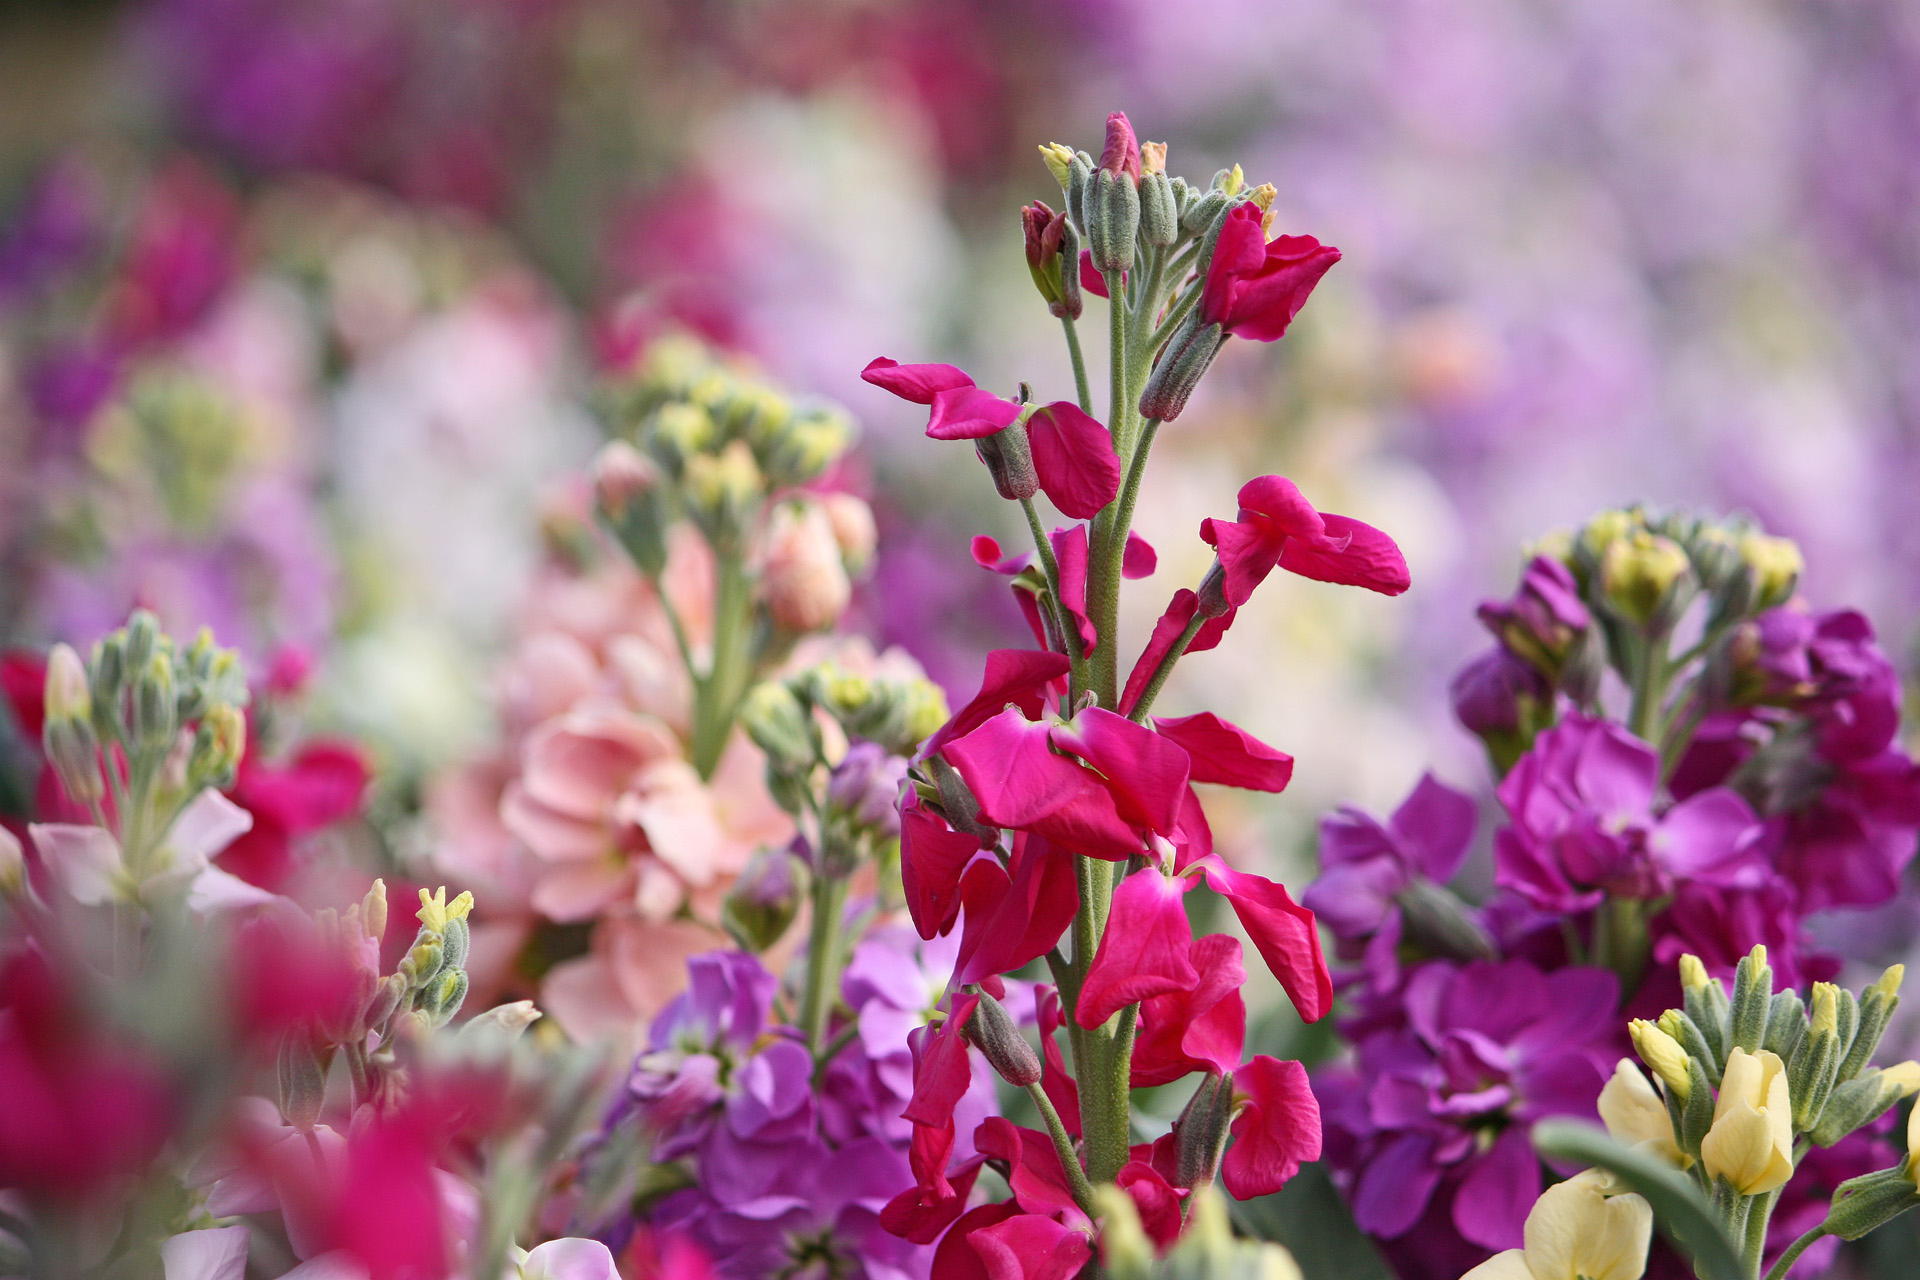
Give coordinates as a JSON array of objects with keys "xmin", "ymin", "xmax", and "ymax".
[{"xmin": 2, "ymin": 4, "xmax": 1918, "ymax": 1262}]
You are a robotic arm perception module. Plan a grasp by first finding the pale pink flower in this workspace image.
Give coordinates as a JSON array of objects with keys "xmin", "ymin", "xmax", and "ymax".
[{"xmin": 760, "ymin": 498, "xmax": 853, "ymax": 633}]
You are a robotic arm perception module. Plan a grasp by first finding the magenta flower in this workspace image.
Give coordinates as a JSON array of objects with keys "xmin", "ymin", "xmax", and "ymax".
[
  {"xmin": 1200, "ymin": 475, "xmax": 1410, "ymax": 608},
  {"xmin": 862, "ymin": 358, "xmax": 1120, "ymax": 518},
  {"xmin": 1198, "ymin": 205, "xmax": 1341, "ymax": 342},
  {"xmin": 1494, "ymin": 715, "xmax": 1767, "ymax": 912}
]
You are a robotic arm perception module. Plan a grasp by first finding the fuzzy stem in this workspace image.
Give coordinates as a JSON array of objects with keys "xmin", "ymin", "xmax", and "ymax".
[
  {"xmin": 1127, "ymin": 611, "xmax": 1205, "ymax": 723},
  {"xmin": 799, "ymin": 870, "xmax": 850, "ymax": 1056},
  {"xmin": 1761, "ymin": 1225, "xmax": 1825, "ymax": 1280},
  {"xmin": 690, "ymin": 551, "xmax": 752, "ymax": 779},
  {"xmin": 1062, "ymin": 316, "xmax": 1094, "ymax": 416},
  {"xmin": 1027, "ymin": 1082, "xmax": 1097, "ymax": 1216},
  {"xmin": 1742, "ymin": 1188, "xmax": 1779, "ymax": 1280}
]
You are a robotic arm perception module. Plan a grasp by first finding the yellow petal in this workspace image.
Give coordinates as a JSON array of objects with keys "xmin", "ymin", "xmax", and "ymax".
[
  {"xmin": 1581, "ymin": 1192, "xmax": 1654, "ymax": 1280},
  {"xmin": 1524, "ymin": 1178, "xmax": 1606, "ymax": 1280},
  {"xmin": 1715, "ymin": 1047, "xmax": 1762, "ymax": 1119},
  {"xmin": 1599, "ymin": 1060, "xmax": 1683, "ymax": 1165},
  {"xmin": 1461, "ymin": 1251, "xmax": 1536, "ymax": 1280},
  {"xmin": 1701, "ymin": 1101, "xmax": 1793, "ymax": 1195}
]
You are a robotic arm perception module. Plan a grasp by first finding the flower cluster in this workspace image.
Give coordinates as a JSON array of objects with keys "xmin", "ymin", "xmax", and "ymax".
[
  {"xmin": 1309, "ymin": 507, "xmax": 1920, "ymax": 1277},
  {"xmin": 428, "ymin": 337, "xmax": 893, "ymax": 1043},
  {"xmin": 865, "ymin": 111, "xmax": 1407, "ymax": 1275}
]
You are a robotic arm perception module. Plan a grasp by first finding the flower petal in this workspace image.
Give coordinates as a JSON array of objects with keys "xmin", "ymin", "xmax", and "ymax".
[
  {"xmin": 1153, "ymin": 711, "xmax": 1293, "ymax": 793},
  {"xmin": 1025, "ymin": 402, "xmax": 1119, "ymax": 519},
  {"xmin": 861, "ymin": 357, "xmax": 974, "ymax": 405}
]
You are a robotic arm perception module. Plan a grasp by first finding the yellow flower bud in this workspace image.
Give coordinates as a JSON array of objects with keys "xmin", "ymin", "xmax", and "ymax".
[
  {"xmin": 1139, "ymin": 141, "xmax": 1167, "ymax": 176},
  {"xmin": 1216, "ymin": 164, "xmax": 1245, "ymax": 196},
  {"xmin": 1874, "ymin": 965, "xmax": 1906, "ymax": 1002},
  {"xmin": 1678, "ymin": 954, "xmax": 1711, "ymax": 993},
  {"xmin": 416, "ymin": 885, "xmax": 475, "ymax": 934},
  {"xmin": 1739, "ymin": 533, "xmax": 1803, "ymax": 609},
  {"xmin": 1629, "ymin": 1019, "xmax": 1692, "ymax": 1101},
  {"xmin": 1579, "ymin": 508, "xmax": 1638, "ymax": 559},
  {"xmin": 44, "ymin": 643, "xmax": 91, "ymax": 724},
  {"xmin": 1809, "ymin": 982, "xmax": 1840, "ymax": 1039},
  {"xmin": 1462, "ymin": 1172, "xmax": 1652, "ymax": 1280},
  {"xmin": 1038, "ymin": 142, "xmax": 1075, "ymax": 189},
  {"xmin": 1600, "ymin": 531, "xmax": 1692, "ymax": 626},
  {"xmin": 361, "ymin": 878, "xmax": 388, "ymax": 942},
  {"xmin": 1701, "ymin": 1047, "xmax": 1794, "ymax": 1195},
  {"xmin": 1599, "ymin": 1059, "xmax": 1688, "ymax": 1168}
]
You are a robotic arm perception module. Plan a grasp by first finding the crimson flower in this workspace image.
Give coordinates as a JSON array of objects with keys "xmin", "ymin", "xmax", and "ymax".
[
  {"xmin": 862, "ymin": 358, "xmax": 1119, "ymax": 518},
  {"xmin": 1199, "ymin": 204, "xmax": 1341, "ymax": 342},
  {"xmin": 1201, "ymin": 475, "xmax": 1410, "ymax": 606}
]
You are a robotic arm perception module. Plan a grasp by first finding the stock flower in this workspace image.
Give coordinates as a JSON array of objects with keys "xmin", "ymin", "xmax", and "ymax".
[
  {"xmin": 1700, "ymin": 1047, "xmax": 1794, "ymax": 1196},
  {"xmin": 1198, "ymin": 205, "xmax": 1341, "ymax": 342},
  {"xmin": 1461, "ymin": 1172, "xmax": 1652, "ymax": 1280},
  {"xmin": 1596, "ymin": 1061, "xmax": 1686, "ymax": 1167},
  {"xmin": 29, "ymin": 787, "xmax": 273, "ymax": 914},
  {"xmin": 761, "ymin": 499, "xmax": 853, "ymax": 633},
  {"xmin": 1222, "ymin": 1056, "xmax": 1322, "ymax": 1199},
  {"xmin": 1494, "ymin": 716, "xmax": 1766, "ymax": 912},
  {"xmin": 1318, "ymin": 958, "xmax": 1620, "ymax": 1256},
  {"xmin": 1477, "ymin": 556, "xmax": 1593, "ymax": 677},
  {"xmin": 220, "ymin": 739, "xmax": 370, "ymax": 891},
  {"xmin": 861, "ymin": 358, "xmax": 1119, "ymax": 519},
  {"xmin": 1199, "ymin": 475, "xmax": 1410, "ymax": 609}
]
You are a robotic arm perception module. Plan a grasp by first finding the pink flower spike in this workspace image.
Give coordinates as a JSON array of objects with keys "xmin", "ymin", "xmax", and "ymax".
[
  {"xmin": 1049, "ymin": 707, "xmax": 1190, "ymax": 836},
  {"xmin": 1198, "ymin": 858, "xmax": 1333, "ymax": 1021},
  {"xmin": 971, "ymin": 536, "xmax": 1031, "ymax": 576},
  {"xmin": 928, "ymin": 385, "xmax": 1024, "ymax": 441},
  {"xmin": 862, "ymin": 357, "xmax": 975, "ymax": 405},
  {"xmin": 1077, "ymin": 869, "xmax": 1198, "ymax": 1028},
  {"xmin": 1025, "ymin": 403, "xmax": 1120, "ymax": 519},
  {"xmin": 1152, "ymin": 712, "xmax": 1294, "ymax": 793},
  {"xmin": 1221, "ymin": 1056, "xmax": 1322, "ymax": 1198},
  {"xmin": 904, "ymin": 993, "xmax": 981, "ymax": 1128},
  {"xmin": 1122, "ymin": 532, "xmax": 1157, "ymax": 579}
]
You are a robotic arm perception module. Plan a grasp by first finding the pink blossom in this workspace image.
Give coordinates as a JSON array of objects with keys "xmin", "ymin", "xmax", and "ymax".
[
  {"xmin": 1200, "ymin": 475, "xmax": 1410, "ymax": 606},
  {"xmin": 1198, "ymin": 205, "xmax": 1341, "ymax": 343}
]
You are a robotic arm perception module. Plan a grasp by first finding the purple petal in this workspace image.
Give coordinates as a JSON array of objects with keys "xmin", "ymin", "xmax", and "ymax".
[{"xmin": 1451, "ymin": 1126, "xmax": 1538, "ymax": 1251}]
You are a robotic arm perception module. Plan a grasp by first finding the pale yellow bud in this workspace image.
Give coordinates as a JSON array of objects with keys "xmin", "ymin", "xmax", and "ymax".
[
  {"xmin": 1579, "ymin": 508, "xmax": 1638, "ymax": 559},
  {"xmin": 1678, "ymin": 954, "xmax": 1711, "ymax": 993},
  {"xmin": 416, "ymin": 885, "xmax": 475, "ymax": 934},
  {"xmin": 1810, "ymin": 982, "xmax": 1840, "ymax": 1039},
  {"xmin": 1462, "ymin": 1172, "xmax": 1652, "ymax": 1280},
  {"xmin": 1874, "ymin": 965, "xmax": 1906, "ymax": 1002},
  {"xmin": 1139, "ymin": 141, "xmax": 1167, "ymax": 176},
  {"xmin": 1217, "ymin": 164, "xmax": 1245, "ymax": 196},
  {"xmin": 1038, "ymin": 143, "xmax": 1075, "ymax": 189},
  {"xmin": 1701, "ymin": 1047, "xmax": 1794, "ymax": 1195},
  {"xmin": 1246, "ymin": 182, "xmax": 1277, "ymax": 213},
  {"xmin": 361, "ymin": 878, "xmax": 388, "ymax": 942},
  {"xmin": 1600, "ymin": 531, "xmax": 1692, "ymax": 626},
  {"xmin": 1908, "ymin": 1090, "xmax": 1920, "ymax": 1183},
  {"xmin": 1629, "ymin": 1019, "xmax": 1691, "ymax": 1101},
  {"xmin": 45, "ymin": 643, "xmax": 91, "ymax": 724},
  {"xmin": 1739, "ymin": 533, "xmax": 1803, "ymax": 608},
  {"xmin": 1598, "ymin": 1059, "xmax": 1688, "ymax": 1169}
]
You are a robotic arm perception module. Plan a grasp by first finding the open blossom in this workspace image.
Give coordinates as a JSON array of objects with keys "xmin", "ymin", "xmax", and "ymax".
[
  {"xmin": 1199, "ymin": 475, "xmax": 1410, "ymax": 609},
  {"xmin": 1495, "ymin": 716, "xmax": 1766, "ymax": 912},
  {"xmin": 1198, "ymin": 203, "xmax": 1341, "ymax": 342},
  {"xmin": 1700, "ymin": 1047, "xmax": 1794, "ymax": 1195},
  {"xmin": 1461, "ymin": 1172, "xmax": 1652, "ymax": 1280}
]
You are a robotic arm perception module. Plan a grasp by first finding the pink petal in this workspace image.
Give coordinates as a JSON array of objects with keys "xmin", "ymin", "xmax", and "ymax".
[
  {"xmin": 1199, "ymin": 205, "xmax": 1271, "ymax": 326},
  {"xmin": 29, "ymin": 822, "xmax": 124, "ymax": 904},
  {"xmin": 1218, "ymin": 238, "xmax": 1341, "ymax": 343},
  {"xmin": 1025, "ymin": 403, "xmax": 1119, "ymax": 519},
  {"xmin": 904, "ymin": 993, "xmax": 980, "ymax": 1128},
  {"xmin": 1152, "ymin": 712, "xmax": 1294, "ymax": 793},
  {"xmin": 166, "ymin": 789, "xmax": 255, "ymax": 865},
  {"xmin": 953, "ymin": 831, "xmax": 1081, "ymax": 984},
  {"xmin": 1235, "ymin": 475, "xmax": 1328, "ymax": 541},
  {"xmin": 1132, "ymin": 932, "xmax": 1246, "ymax": 1086},
  {"xmin": 1121, "ymin": 590, "xmax": 1200, "ymax": 716},
  {"xmin": 1050, "ymin": 707, "xmax": 1190, "ymax": 836},
  {"xmin": 531, "ymin": 860, "xmax": 637, "ymax": 922},
  {"xmin": 1198, "ymin": 515, "xmax": 1286, "ymax": 608},
  {"xmin": 521, "ymin": 1239, "xmax": 620, "ymax": 1280},
  {"xmin": 160, "ymin": 1226, "xmax": 251, "ymax": 1280},
  {"xmin": 500, "ymin": 783, "xmax": 608, "ymax": 862},
  {"xmin": 922, "ymin": 650, "xmax": 1070, "ymax": 759},
  {"xmin": 971, "ymin": 535, "xmax": 1031, "ymax": 575},
  {"xmin": 944, "ymin": 708, "xmax": 1087, "ymax": 829},
  {"xmin": 1199, "ymin": 859, "xmax": 1333, "ymax": 1022},
  {"xmin": 1077, "ymin": 869, "xmax": 1198, "ymax": 1028},
  {"xmin": 1049, "ymin": 524, "xmax": 1096, "ymax": 654},
  {"xmin": 1221, "ymin": 1056, "xmax": 1321, "ymax": 1198},
  {"xmin": 519, "ymin": 712, "xmax": 674, "ymax": 818},
  {"xmin": 928, "ymin": 386, "xmax": 1023, "ymax": 441},
  {"xmin": 901, "ymin": 789, "xmax": 988, "ymax": 939},
  {"xmin": 1078, "ymin": 250, "xmax": 1108, "ymax": 299},
  {"xmin": 1277, "ymin": 513, "xmax": 1410, "ymax": 596},
  {"xmin": 973, "ymin": 1119, "xmax": 1090, "ymax": 1227},
  {"xmin": 1116, "ymin": 1161, "xmax": 1185, "ymax": 1249},
  {"xmin": 1122, "ymin": 531, "xmax": 1157, "ymax": 579},
  {"xmin": 970, "ymin": 1213, "xmax": 1091, "ymax": 1280},
  {"xmin": 861, "ymin": 357, "xmax": 975, "ymax": 405}
]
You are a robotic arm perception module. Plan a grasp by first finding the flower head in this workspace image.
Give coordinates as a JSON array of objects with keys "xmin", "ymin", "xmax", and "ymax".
[
  {"xmin": 1701, "ymin": 1047, "xmax": 1794, "ymax": 1195},
  {"xmin": 1197, "ymin": 205, "xmax": 1341, "ymax": 343}
]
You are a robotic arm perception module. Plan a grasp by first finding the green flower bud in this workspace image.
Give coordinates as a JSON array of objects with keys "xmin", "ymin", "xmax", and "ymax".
[
  {"xmin": 439, "ymin": 916, "xmax": 470, "ymax": 972},
  {"xmin": 1139, "ymin": 316, "xmax": 1226, "ymax": 423},
  {"xmin": 1171, "ymin": 1070, "xmax": 1236, "ymax": 1189},
  {"xmin": 1393, "ymin": 879, "xmax": 1497, "ymax": 962},
  {"xmin": 89, "ymin": 634, "xmax": 127, "ymax": 740},
  {"xmin": 1085, "ymin": 169, "xmax": 1140, "ymax": 275},
  {"xmin": 1092, "ymin": 1185, "xmax": 1154, "ymax": 1280},
  {"xmin": 967, "ymin": 991, "xmax": 1041, "ymax": 1087},
  {"xmin": 1212, "ymin": 164, "xmax": 1246, "ymax": 196},
  {"xmin": 1181, "ymin": 187, "xmax": 1230, "ymax": 237},
  {"xmin": 1678, "ymin": 1057, "xmax": 1717, "ymax": 1159},
  {"xmin": 44, "ymin": 644, "xmax": 91, "ymax": 726},
  {"xmin": 762, "ymin": 409, "xmax": 853, "ymax": 490},
  {"xmin": 648, "ymin": 401, "xmax": 715, "ymax": 474},
  {"xmin": 1065, "ymin": 151, "xmax": 1093, "ymax": 230},
  {"xmin": 975, "ymin": 420, "xmax": 1040, "ymax": 504},
  {"xmin": 277, "ymin": 1035, "xmax": 328, "ymax": 1132},
  {"xmin": 188, "ymin": 702, "xmax": 247, "ymax": 791},
  {"xmin": 738, "ymin": 681, "xmax": 819, "ymax": 775},
  {"xmin": 1140, "ymin": 170, "xmax": 1178, "ymax": 247},
  {"xmin": 1763, "ymin": 989, "xmax": 1807, "ymax": 1065},
  {"xmin": 720, "ymin": 845, "xmax": 809, "ymax": 953},
  {"xmin": 132, "ymin": 653, "xmax": 178, "ymax": 754},
  {"xmin": 1810, "ymin": 1063, "xmax": 1920, "ymax": 1148},
  {"xmin": 927, "ymin": 755, "xmax": 996, "ymax": 848},
  {"xmin": 1729, "ymin": 944, "xmax": 1773, "ymax": 1055},
  {"xmin": 684, "ymin": 440, "xmax": 762, "ymax": 546},
  {"xmin": 124, "ymin": 610, "xmax": 159, "ymax": 673},
  {"xmin": 1790, "ymin": 983, "xmax": 1843, "ymax": 1132},
  {"xmin": 1822, "ymin": 1167, "xmax": 1920, "ymax": 1241}
]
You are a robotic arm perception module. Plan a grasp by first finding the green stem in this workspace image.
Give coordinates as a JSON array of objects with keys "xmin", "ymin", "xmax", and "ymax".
[
  {"xmin": 1127, "ymin": 611, "xmax": 1204, "ymax": 722},
  {"xmin": 799, "ymin": 871, "xmax": 850, "ymax": 1055},
  {"xmin": 1761, "ymin": 1225, "xmax": 1825, "ymax": 1280},
  {"xmin": 1086, "ymin": 272, "xmax": 1133, "ymax": 710},
  {"xmin": 1627, "ymin": 634, "xmax": 1668, "ymax": 744},
  {"xmin": 1023, "ymin": 498, "xmax": 1090, "ymax": 700},
  {"xmin": 1742, "ymin": 1189, "xmax": 1779, "ymax": 1280},
  {"xmin": 1591, "ymin": 897, "xmax": 1649, "ymax": 999},
  {"xmin": 1026, "ymin": 1082, "xmax": 1097, "ymax": 1216},
  {"xmin": 690, "ymin": 552, "xmax": 752, "ymax": 779},
  {"xmin": 1061, "ymin": 317, "xmax": 1093, "ymax": 416},
  {"xmin": 1072, "ymin": 852, "xmax": 1129, "ymax": 1182}
]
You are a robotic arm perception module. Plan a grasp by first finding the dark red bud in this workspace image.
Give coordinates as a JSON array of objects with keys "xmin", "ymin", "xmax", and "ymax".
[{"xmin": 1100, "ymin": 112, "xmax": 1141, "ymax": 184}]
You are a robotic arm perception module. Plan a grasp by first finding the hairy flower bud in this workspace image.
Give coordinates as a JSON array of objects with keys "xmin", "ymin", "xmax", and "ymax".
[
  {"xmin": 828, "ymin": 743, "xmax": 909, "ymax": 836},
  {"xmin": 1811, "ymin": 1063, "xmax": 1920, "ymax": 1148},
  {"xmin": 1022, "ymin": 201, "xmax": 1068, "ymax": 309},
  {"xmin": 738, "ymin": 681, "xmax": 820, "ymax": 776},
  {"xmin": 44, "ymin": 643, "xmax": 91, "ymax": 725},
  {"xmin": 1172, "ymin": 1070, "xmax": 1237, "ymax": 1189},
  {"xmin": 686, "ymin": 440, "xmax": 763, "ymax": 547},
  {"xmin": 1729, "ymin": 944, "xmax": 1773, "ymax": 1054},
  {"xmin": 820, "ymin": 492, "xmax": 878, "ymax": 575},
  {"xmin": 277, "ymin": 1036, "xmax": 328, "ymax": 1132},
  {"xmin": 967, "ymin": 991, "xmax": 1041, "ymax": 1087},
  {"xmin": 763, "ymin": 500, "xmax": 854, "ymax": 633},
  {"xmin": 1630, "ymin": 1019, "xmax": 1691, "ymax": 1100},
  {"xmin": 1740, "ymin": 533, "xmax": 1803, "ymax": 611},
  {"xmin": 1098, "ymin": 112, "xmax": 1141, "ymax": 183},
  {"xmin": 973, "ymin": 420, "xmax": 1040, "ymax": 505},
  {"xmin": 1138, "ymin": 316, "xmax": 1226, "ymax": 422},
  {"xmin": 1140, "ymin": 170, "xmax": 1178, "ymax": 247},
  {"xmin": 1065, "ymin": 151, "xmax": 1093, "ymax": 230},
  {"xmin": 131, "ymin": 653, "xmax": 177, "ymax": 754},
  {"xmin": 89, "ymin": 634, "xmax": 126, "ymax": 739},
  {"xmin": 722, "ymin": 845, "xmax": 810, "ymax": 953},
  {"xmin": 1600, "ymin": 530, "xmax": 1694, "ymax": 629}
]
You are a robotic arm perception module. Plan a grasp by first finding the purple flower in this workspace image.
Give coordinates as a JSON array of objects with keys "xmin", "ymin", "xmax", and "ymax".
[
  {"xmin": 1495, "ymin": 716, "xmax": 1767, "ymax": 912},
  {"xmin": 1650, "ymin": 879, "xmax": 1836, "ymax": 990},
  {"xmin": 1305, "ymin": 774, "xmax": 1482, "ymax": 989},
  {"xmin": 1477, "ymin": 555, "xmax": 1594, "ymax": 691},
  {"xmin": 827, "ymin": 744, "xmax": 910, "ymax": 838},
  {"xmin": 1450, "ymin": 647, "xmax": 1550, "ymax": 738},
  {"xmin": 1319, "ymin": 958, "xmax": 1619, "ymax": 1264}
]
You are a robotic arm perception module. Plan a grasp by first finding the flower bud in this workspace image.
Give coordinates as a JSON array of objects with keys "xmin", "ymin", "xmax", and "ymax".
[
  {"xmin": 1822, "ymin": 1167, "xmax": 1920, "ymax": 1241},
  {"xmin": 421, "ymin": 967, "xmax": 469, "ymax": 1024},
  {"xmin": 1140, "ymin": 170, "xmax": 1178, "ymax": 247},
  {"xmin": 1394, "ymin": 878, "xmax": 1497, "ymax": 962},
  {"xmin": 1662, "ymin": 1008, "xmax": 1723, "ymax": 1090},
  {"xmin": 1811, "ymin": 1063, "xmax": 1920, "ymax": 1148},
  {"xmin": 927, "ymin": 754, "xmax": 997, "ymax": 848},
  {"xmin": 967, "ymin": 990, "xmax": 1041, "ymax": 1087},
  {"xmin": 1629, "ymin": 1019, "xmax": 1691, "ymax": 1100},
  {"xmin": 1181, "ymin": 187, "xmax": 1230, "ymax": 238},
  {"xmin": 1449, "ymin": 647, "xmax": 1551, "ymax": 775},
  {"xmin": 1038, "ymin": 142, "xmax": 1075, "ymax": 191},
  {"xmin": 1763, "ymin": 989, "xmax": 1806, "ymax": 1066},
  {"xmin": 1678, "ymin": 954, "xmax": 1711, "ymax": 992},
  {"xmin": 592, "ymin": 440, "xmax": 659, "ymax": 520},
  {"xmin": 89, "ymin": 634, "xmax": 126, "ymax": 739},
  {"xmin": 1086, "ymin": 168, "xmax": 1140, "ymax": 275},
  {"xmin": 1702, "ymin": 1047, "xmax": 1794, "ymax": 1195},
  {"xmin": 440, "ymin": 916, "xmax": 471, "ymax": 972},
  {"xmin": 188, "ymin": 702, "xmax": 247, "ymax": 791},
  {"xmin": 124, "ymin": 609, "xmax": 159, "ymax": 672},
  {"xmin": 277, "ymin": 1035, "xmax": 329, "ymax": 1131},
  {"xmin": 1729, "ymin": 944, "xmax": 1773, "ymax": 1055},
  {"xmin": 456, "ymin": 999, "xmax": 543, "ymax": 1046},
  {"xmin": 1022, "ymin": 201, "xmax": 1068, "ymax": 310},
  {"xmin": 1740, "ymin": 533, "xmax": 1802, "ymax": 611},
  {"xmin": 1172, "ymin": 1070, "xmax": 1237, "ymax": 1189},
  {"xmin": 899, "ymin": 681, "xmax": 949, "ymax": 753},
  {"xmin": 360, "ymin": 879, "xmax": 388, "ymax": 946},
  {"xmin": 1841, "ymin": 982, "xmax": 1892, "ymax": 1083},
  {"xmin": 685, "ymin": 440, "xmax": 763, "ymax": 546},
  {"xmin": 1054, "ymin": 218, "xmax": 1083, "ymax": 321},
  {"xmin": 648, "ymin": 402, "xmax": 716, "ymax": 474},
  {"xmin": 130, "ymin": 653, "xmax": 178, "ymax": 754},
  {"xmin": 1599, "ymin": 530, "xmax": 1694, "ymax": 630},
  {"xmin": 974, "ymin": 421, "xmax": 1040, "ymax": 504},
  {"xmin": 721, "ymin": 845, "xmax": 810, "ymax": 953},
  {"xmin": 1138, "ymin": 315, "xmax": 1226, "ymax": 422},
  {"xmin": 738, "ymin": 681, "xmax": 820, "ymax": 776},
  {"xmin": 44, "ymin": 716, "xmax": 104, "ymax": 807},
  {"xmin": 1065, "ymin": 151, "xmax": 1093, "ymax": 230},
  {"xmin": 820, "ymin": 492, "xmax": 878, "ymax": 575},
  {"xmin": 364, "ymin": 973, "xmax": 405, "ymax": 1032},
  {"xmin": 416, "ymin": 885, "xmax": 474, "ymax": 935},
  {"xmin": 762, "ymin": 409, "xmax": 854, "ymax": 490},
  {"xmin": 763, "ymin": 500, "xmax": 853, "ymax": 633},
  {"xmin": 44, "ymin": 644, "xmax": 91, "ymax": 726},
  {"xmin": 828, "ymin": 743, "xmax": 909, "ymax": 836},
  {"xmin": 1678, "ymin": 1057, "xmax": 1717, "ymax": 1158},
  {"xmin": 1680, "ymin": 956, "xmax": 1730, "ymax": 1065},
  {"xmin": 1098, "ymin": 112, "xmax": 1140, "ymax": 183}
]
